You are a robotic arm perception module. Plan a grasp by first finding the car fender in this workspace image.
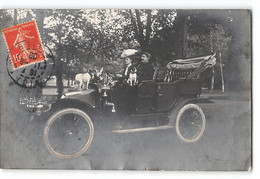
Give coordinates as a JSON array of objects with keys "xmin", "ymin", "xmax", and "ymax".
[{"xmin": 47, "ymin": 98, "xmax": 102, "ymax": 123}]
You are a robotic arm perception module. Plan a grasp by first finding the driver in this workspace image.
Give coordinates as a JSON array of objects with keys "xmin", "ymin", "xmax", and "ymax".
[{"xmin": 138, "ymin": 52, "xmax": 154, "ymax": 82}]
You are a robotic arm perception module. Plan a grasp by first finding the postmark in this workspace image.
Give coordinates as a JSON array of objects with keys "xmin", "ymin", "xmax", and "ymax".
[{"xmin": 2, "ymin": 20, "xmax": 54, "ymax": 88}]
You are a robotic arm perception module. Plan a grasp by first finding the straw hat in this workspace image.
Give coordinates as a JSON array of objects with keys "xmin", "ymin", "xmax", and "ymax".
[{"xmin": 120, "ymin": 49, "xmax": 138, "ymax": 58}]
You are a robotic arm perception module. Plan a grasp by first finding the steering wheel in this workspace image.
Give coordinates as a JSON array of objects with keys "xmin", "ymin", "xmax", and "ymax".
[{"xmin": 103, "ymin": 70, "xmax": 118, "ymax": 87}]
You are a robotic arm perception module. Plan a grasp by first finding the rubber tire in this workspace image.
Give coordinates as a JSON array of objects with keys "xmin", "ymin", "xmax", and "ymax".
[
  {"xmin": 176, "ymin": 103, "xmax": 206, "ymax": 143},
  {"xmin": 43, "ymin": 108, "xmax": 94, "ymax": 159}
]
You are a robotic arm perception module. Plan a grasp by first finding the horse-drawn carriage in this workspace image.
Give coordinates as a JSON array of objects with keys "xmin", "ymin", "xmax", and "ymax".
[{"xmin": 23, "ymin": 53, "xmax": 216, "ymax": 159}]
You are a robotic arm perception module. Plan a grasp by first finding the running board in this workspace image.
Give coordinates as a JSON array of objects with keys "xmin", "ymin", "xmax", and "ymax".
[
  {"xmin": 111, "ymin": 125, "xmax": 174, "ymax": 134},
  {"xmin": 130, "ymin": 112, "xmax": 166, "ymax": 118}
]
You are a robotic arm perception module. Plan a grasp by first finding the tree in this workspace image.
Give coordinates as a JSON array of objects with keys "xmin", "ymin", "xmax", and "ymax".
[
  {"xmin": 0, "ymin": 9, "xmax": 13, "ymax": 28},
  {"xmin": 173, "ymin": 10, "xmax": 189, "ymax": 58},
  {"xmin": 33, "ymin": 10, "xmax": 45, "ymax": 37},
  {"xmin": 6, "ymin": 9, "xmax": 248, "ymax": 92},
  {"xmin": 209, "ymin": 24, "xmax": 232, "ymax": 92},
  {"xmin": 180, "ymin": 10, "xmax": 234, "ymax": 91},
  {"xmin": 122, "ymin": 9, "xmax": 177, "ymax": 63},
  {"xmin": 44, "ymin": 9, "xmax": 91, "ymax": 97}
]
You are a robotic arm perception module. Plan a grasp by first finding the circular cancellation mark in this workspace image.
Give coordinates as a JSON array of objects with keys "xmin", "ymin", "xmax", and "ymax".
[{"xmin": 6, "ymin": 41, "xmax": 55, "ymax": 88}]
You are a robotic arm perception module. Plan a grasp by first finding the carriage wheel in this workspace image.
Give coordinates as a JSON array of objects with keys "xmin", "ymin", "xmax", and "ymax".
[
  {"xmin": 176, "ymin": 104, "xmax": 206, "ymax": 143},
  {"xmin": 44, "ymin": 108, "xmax": 94, "ymax": 159}
]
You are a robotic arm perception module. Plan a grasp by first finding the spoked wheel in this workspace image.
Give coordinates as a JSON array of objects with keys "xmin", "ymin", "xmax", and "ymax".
[
  {"xmin": 44, "ymin": 108, "xmax": 94, "ymax": 159},
  {"xmin": 176, "ymin": 104, "xmax": 206, "ymax": 143}
]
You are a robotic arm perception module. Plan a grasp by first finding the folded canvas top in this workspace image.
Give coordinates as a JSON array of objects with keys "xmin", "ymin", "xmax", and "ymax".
[{"xmin": 166, "ymin": 54, "xmax": 216, "ymax": 70}]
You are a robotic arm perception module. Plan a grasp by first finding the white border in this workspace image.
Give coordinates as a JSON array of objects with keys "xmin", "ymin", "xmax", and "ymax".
[
  {"xmin": 0, "ymin": 0, "xmax": 259, "ymax": 179},
  {"xmin": 0, "ymin": 0, "xmax": 256, "ymax": 9}
]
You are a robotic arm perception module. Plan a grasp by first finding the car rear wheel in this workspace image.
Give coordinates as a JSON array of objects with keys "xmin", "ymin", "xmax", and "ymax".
[
  {"xmin": 176, "ymin": 103, "xmax": 205, "ymax": 143},
  {"xmin": 44, "ymin": 108, "xmax": 94, "ymax": 159}
]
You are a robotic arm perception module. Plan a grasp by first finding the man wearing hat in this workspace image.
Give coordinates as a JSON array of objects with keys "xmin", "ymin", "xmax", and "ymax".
[{"xmin": 138, "ymin": 52, "xmax": 154, "ymax": 82}]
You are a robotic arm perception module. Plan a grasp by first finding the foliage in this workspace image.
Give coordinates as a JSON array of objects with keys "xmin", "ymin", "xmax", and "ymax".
[
  {"xmin": 0, "ymin": 10, "xmax": 13, "ymax": 28},
  {"xmin": 0, "ymin": 9, "xmax": 250, "ymax": 90}
]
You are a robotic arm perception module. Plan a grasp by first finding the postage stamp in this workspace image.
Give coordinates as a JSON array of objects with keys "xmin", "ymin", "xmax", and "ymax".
[
  {"xmin": 2, "ymin": 20, "xmax": 45, "ymax": 69},
  {"xmin": 2, "ymin": 20, "xmax": 54, "ymax": 88}
]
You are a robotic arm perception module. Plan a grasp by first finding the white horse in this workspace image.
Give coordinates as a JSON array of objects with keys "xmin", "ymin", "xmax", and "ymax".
[
  {"xmin": 75, "ymin": 73, "xmax": 92, "ymax": 90},
  {"xmin": 75, "ymin": 67, "xmax": 103, "ymax": 90}
]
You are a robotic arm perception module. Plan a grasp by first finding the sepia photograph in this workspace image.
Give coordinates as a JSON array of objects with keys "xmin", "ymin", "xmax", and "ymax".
[{"xmin": 0, "ymin": 8, "xmax": 251, "ymax": 171}]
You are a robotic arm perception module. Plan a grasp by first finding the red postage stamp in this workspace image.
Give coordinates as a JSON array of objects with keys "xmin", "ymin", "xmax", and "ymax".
[{"xmin": 2, "ymin": 20, "xmax": 45, "ymax": 69}]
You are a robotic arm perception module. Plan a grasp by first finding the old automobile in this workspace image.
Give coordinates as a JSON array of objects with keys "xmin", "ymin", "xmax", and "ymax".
[{"xmin": 20, "ymin": 52, "xmax": 216, "ymax": 159}]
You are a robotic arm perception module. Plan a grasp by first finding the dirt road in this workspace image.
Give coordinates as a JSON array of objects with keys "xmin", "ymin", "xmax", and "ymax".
[{"xmin": 0, "ymin": 90, "xmax": 251, "ymax": 170}]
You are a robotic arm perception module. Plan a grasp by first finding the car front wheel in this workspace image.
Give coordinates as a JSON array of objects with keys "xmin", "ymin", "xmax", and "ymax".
[{"xmin": 43, "ymin": 108, "xmax": 94, "ymax": 159}]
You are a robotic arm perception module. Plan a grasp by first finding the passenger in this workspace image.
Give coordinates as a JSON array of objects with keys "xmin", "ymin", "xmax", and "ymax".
[
  {"xmin": 116, "ymin": 49, "xmax": 137, "ymax": 84},
  {"xmin": 152, "ymin": 60, "xmax": 164, "ymax": 80},
  {"xmin": 138, "ymin": 52, "xmax": 154, "ymax": 82},
  {"xmin": 113, "ymin": 49, "xmax": 138, "ymax": 114}
]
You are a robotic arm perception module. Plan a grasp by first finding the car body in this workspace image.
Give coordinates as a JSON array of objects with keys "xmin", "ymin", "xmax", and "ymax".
[{"xmin": 23, "ymin": 53, "xmax": 216, "ymax": 159}]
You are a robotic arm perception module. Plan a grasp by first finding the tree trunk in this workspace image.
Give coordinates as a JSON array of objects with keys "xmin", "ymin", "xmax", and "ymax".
[
  {"xmin": 210, "ymin": 35, "xmax": 213, "ymax": 52},
  {"xmin": 129, "ymin": 10, "xmax": 139, "ymax": 40},
  {"xmin": 129, "ymin": 10, "xmax": 152, "ymax": 51},
  {"xmin": 56, "ymin": 48, "xmax": 64, "ymax": 99},
  {"xmin": 135, "ymin": 10, "xmax": 146, "ymax": 50},
  {"xmin": 175, "ymin": 10, "xmax": 188, "ymax": 58},
  {"xmin": 67, "ymin": 79, "xmax": 70, "ymax": 87},
  {"xmin": 145, "ymin": 9, "xmax": 152, "ymax": 51},
  {"xmin": 14, "ymin": 9, "xmax": 17, "ymax": 25},
  {"xmin": 183, "ymin": 18, "xmax": 188, "ymax": 57},
  {"xmin": 210, "ymin": 66, "xmax": 215, "ymax": 92},
  {"xmin": 219, "ymin": 52, "xmax": 225, "ymax": 92},
  {"xmin": 34, "ymin": 9, "xmax": 45, "ymax": 37}
]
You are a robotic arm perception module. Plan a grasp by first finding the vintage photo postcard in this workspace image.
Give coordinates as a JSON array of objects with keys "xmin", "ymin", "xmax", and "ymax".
[{"xmin": 0, "ymin": 9, "xmax": 251, "ymax": 170}]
